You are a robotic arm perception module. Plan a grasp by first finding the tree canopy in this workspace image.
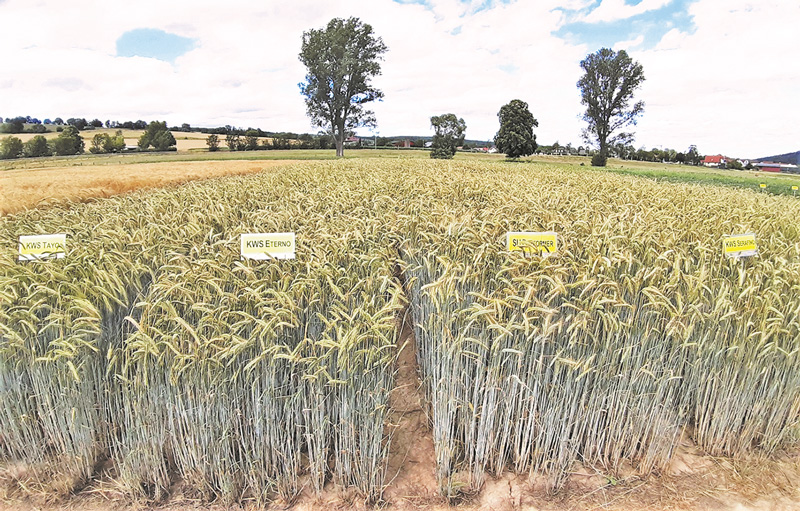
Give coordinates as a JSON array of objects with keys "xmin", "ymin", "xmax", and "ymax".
[
  {"xmin": 52, "ymin": 126, "xmax": 84, "ymax": 156},
  {"xmin": 90, "ymin": 131, "xmax": 125, "ymax": 154},
  {"xmin": 24, "ymin": 135, "xmax": 51, "ymax": 157},
  {"xmin": 430, "ymin": 114, "xmax": 466, "ymax": 160},
  {"xmin": 299, "ymin": 17, "xmax": 387, "ymax": 157},
  {"xmin": 494, "ymin": 99, "xmax": 538, "ymax": 160},
  {"xmin": 206, "ymin": 134, "xmax": 220, "ymax": 152},
  {"xmin": 577, "ymin": 48, "xmax": 645, "ymax": 167},
  {"xmin": 138, "ymin": 121, "xmax": 176, "ymax": 151},
  {"xmin": 0, "ymin": 136, "xmax": 24, "ymax": 159}
]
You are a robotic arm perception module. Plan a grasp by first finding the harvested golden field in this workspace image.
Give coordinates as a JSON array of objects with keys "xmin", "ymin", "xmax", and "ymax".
[{"xmin": 0, "ymin": 159, "xmax": 299, "ymax": 215}]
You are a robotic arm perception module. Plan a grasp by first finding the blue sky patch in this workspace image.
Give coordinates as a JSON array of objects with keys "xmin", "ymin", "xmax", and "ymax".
[
  {"xmin": 554, "ymin": 0, "xmax": 697, "ymax": 51},
  {"xmin": 498, "ymin": 63, "xmax": 518, "ymax": 74},
  {"xmin": 116, "ymin": 28, "xmax": 196, "ymax": 62},
  {"xmin": 391, "ymin": 0, "xmax": 431, "ymax": 6}
]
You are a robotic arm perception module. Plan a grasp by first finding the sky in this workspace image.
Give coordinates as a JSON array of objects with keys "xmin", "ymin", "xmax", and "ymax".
[{"xmin": 0, "ymin": 0, "xmax": 797, "ymax": 158}]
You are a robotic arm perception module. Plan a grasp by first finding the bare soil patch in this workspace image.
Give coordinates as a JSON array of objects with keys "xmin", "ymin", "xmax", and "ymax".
[
  {"xmin": 382, "ymin": 306, "xmax": 441, "ymax": 510},
  {"xmin": 1, "ymin": 445, "xmax": 797, "ymax": 511},
  {"xmin": 0, "ymin": 160, "xmax": 300, "ymax": 215}
]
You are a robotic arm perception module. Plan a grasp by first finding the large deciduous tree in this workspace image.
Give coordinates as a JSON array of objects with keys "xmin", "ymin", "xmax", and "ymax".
[
  {"xmin": 23, "ymin": 135, "xmax": 51, "ymax": 157},
  {"xmin": 90, "ymin": 130, "xmax": 125, "ymax": 154},
  {"xmin": 577, "ymin": 48, "xmax": 645, "ymax": 167},
  {"xmin": 226, "ymin": 132, "xmax": 241, "ymax": 152},
  {"xmin": 299, "ymin": 17, "xmax": 387, "ymax": 157},
  {"xmin": 52, "ymin": 126, "xmax": 84, "ymax": 155},
  {"xmin": 138, "ymin": 121, "xmax": 176, "ymax": 151},
  {"xmin": 430, "ymin": 114, "xmax": 466, "ymax": 159},
  {"xmin": 206, "ymin": 134, "xmax": 220, "ymax": 152},
  {"xmin": 0, "ymin": 136, "xmax": 24, "ymax": 159},
  {"xmin": 494, "ymin": 99, "xmax": 538, "ymax": 160},
  {"xmin": 243, "ymin": 129, "xmax": 260, "ymax": 151},
  {"xmin": 686, "ymin": 145, "xmax": 702, "ymax": 166}
]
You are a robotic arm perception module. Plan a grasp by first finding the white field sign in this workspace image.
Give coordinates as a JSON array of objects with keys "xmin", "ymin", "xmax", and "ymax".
[
  {"xmin": 18, "ymin": 234, "xmax": 67, "ymax": 261},
  {"xmin": 241, "ymin": 232, "xmax": 295, "ymax": 260},
  {"xmin": 506, "ymin": 231, "xmax": 558, "ymax": 254},
  {"xmin": 723, "ymin": 233, "xmax": 758, "ymax": 259}
]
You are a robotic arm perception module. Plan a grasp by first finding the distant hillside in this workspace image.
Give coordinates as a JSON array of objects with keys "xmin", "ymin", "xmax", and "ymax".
[{"xmin": 753, "ymin": 150, "xmax": 799, "ymax": 165}]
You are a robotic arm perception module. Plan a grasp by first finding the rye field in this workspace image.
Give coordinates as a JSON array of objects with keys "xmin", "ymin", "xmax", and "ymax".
[{"xmin": 1, "ymin": 159, "xmax": 799, "ymax": 507}]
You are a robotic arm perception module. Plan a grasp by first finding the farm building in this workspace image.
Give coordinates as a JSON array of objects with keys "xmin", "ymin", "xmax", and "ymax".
[
  {"xmin": 702, "ymin": 154, "xmax": 726, "ymax": 167},
  {"xmin": 754, "ymin": 161, "xmax": 800, "ymax": 173}
]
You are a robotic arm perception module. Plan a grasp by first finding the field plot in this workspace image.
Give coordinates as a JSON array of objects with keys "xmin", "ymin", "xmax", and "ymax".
[
  {"xmin": 1, "ymin": 159, "xmax": 799, "ymax": 509},
  {"xmin": 0, "ymin": 159, "xmax": 300, "ymax": 215},
  {"xmin": 399, "ymin": 164, "xmax": 800, "ymax": 496}
]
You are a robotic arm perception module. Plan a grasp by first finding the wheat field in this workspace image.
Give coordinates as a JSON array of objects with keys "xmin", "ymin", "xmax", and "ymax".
[{"xmin": 1, "ymin": 159, "xmax": 798, "ymax": 504}]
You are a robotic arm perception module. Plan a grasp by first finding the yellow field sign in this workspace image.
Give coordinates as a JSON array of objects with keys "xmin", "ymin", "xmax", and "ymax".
[
  {"xmin": 18, "ymin": 234, "xmax": 66, "ymax": 261},
  {"xmin": 241, "ymin": 232, "xmax": 295, "ymax": 260},
  {"xmin": 792, "ymin": 186, "xmax": 798, "ymax": 191},
  {"xmin": 722, "ymin": 233, "xmax": 758, "ymax": 259},
  {"xmin": 506, "ymin": 231, "xmax": 558, "ymax": 254},
  {"xmin": 759, "ymin": 183, "xmax": 767, "ymax": 189}
]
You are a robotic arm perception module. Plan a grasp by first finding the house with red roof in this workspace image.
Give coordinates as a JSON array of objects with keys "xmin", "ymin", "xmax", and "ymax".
[{"xmin": 702, "ymin": 155, "xmax": 726, "ymax": 167}]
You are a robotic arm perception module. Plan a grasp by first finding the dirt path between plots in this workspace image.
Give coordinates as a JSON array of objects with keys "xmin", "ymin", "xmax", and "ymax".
[
  {"xmin": 0, "ymin": 160, "xmax": 301, "ymax": 215},
  {"xmin": 382, "ymin": 305, "xmax": 440, "ymax": 508}
]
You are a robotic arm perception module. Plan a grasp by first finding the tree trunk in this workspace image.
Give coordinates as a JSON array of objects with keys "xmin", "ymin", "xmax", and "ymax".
[
  {"xmin": 333, "ymin": 119, "xmax": 345, "ymax": 157},
  {"xmin": 598, "ymin": 132, "xmax": 607, "ymax": 157}
]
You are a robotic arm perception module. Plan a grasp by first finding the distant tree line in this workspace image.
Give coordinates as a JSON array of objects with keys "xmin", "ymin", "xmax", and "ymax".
[
  {"xmin": 0, "ymin": 115, "xmax": 342, "ymax": 159},
  {"xmin": 0, "ymin": 126, "xmax": 84, "ymax": 159},
  {"xmin": 0, "ymin": 120, "xmax": 182, "ymax": 160},
  {"xmin": 604, "ymin": 143, "xmax": 705, "ymax": 165},
  {"xmin": 531, "ymin": 141, "xmax": 706, "ymax": 165},
  {"xmin": 0, "ymin": 116, "xmax": 111, "ymax": 134},
  {"xmin": 212, "ymin": 129, "xmax": 333, "ymax": 152}
]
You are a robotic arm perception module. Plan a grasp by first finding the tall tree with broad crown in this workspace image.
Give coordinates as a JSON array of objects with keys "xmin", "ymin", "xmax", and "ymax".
[
  {"xmin": 494, "ymin": 99, "xmax": 538, "ymax": 160},
  {"xmin": 429, "ymin": 114, "xmax": 466, "ymax": 159},
  {"xmin": 577, "ymin": 48, "xmax": 645, "ymax": 167},
  {"xmin": 299, "ymin": 17, "xmax": 387, "ymax": 157}
]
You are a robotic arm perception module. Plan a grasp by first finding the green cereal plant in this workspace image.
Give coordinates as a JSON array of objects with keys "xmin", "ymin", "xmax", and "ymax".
[
  {"xmin": 1, "ymin": 158, "xmax": 798, "ymax": 504},
  {"xmin": 399, "ymin": 161, "xmax": 800, "ymax": 496}
]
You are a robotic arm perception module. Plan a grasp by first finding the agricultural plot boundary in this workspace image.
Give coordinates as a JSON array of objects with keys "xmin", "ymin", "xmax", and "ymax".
[{"xmin": 1, "ymin": 160, "xmax": 799, "ymax": 506}]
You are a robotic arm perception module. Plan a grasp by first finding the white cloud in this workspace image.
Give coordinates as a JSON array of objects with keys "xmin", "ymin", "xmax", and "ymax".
[
  {"xmin": 580, "ymin": 0, "xmax": 672, "ymax": 23},
  {"xmin": 633, "ymin": 0, "xmax": 800, "ymax": 157},
  {"xmin": 613, "ymin": 34, "xmax": 645, "ymax": 51},
  {"xmin": 0, "ymin": 0, "xmax": 797, "ymax": 157}
]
